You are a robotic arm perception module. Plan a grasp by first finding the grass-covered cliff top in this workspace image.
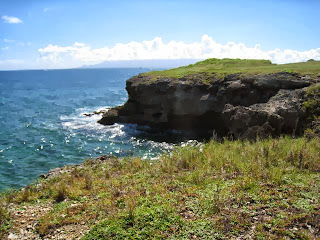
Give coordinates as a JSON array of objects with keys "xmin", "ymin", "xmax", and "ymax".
[
  {"xmin": 1, "ymin": 137, "xmax": 319, "ymax": 239},
  {"xmin": 142, "ymin": 58, "xmax": 320, "ymax": 81}
]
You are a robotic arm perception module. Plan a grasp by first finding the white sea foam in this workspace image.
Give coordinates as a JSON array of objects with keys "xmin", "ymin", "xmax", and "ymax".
[
  {"xmin": 60, "ymin": 106, "xmax": 109, "ymax": 131},
  {"xmin": 60, "ymin": 106, "xmax": 142, "ymax": 141},
  {"xmin": 58, "ymin": 106, "xmax": 192, "ymax": 159}
]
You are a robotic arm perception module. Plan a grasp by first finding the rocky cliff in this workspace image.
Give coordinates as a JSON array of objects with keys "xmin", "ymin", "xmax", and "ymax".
[{"xmin": 98, "ymin": 59, "xmax": 319, "ymax": 140}]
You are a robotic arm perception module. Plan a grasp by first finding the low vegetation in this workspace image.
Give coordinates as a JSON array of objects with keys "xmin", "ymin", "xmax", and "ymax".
[
  {"xmin": 1, "ymin": 136, "xmax": 319, "ymax": 239},
  {"xmin": 304, "ymin": 83, "xmax": 320, "ymax": 137},
  {"xmin": 142, "ymin": 58, "xmax": 320, "ymax": 81},
  {"xmin": 0, "ymin": 198, "xmax": 11, "ymax": 237}
]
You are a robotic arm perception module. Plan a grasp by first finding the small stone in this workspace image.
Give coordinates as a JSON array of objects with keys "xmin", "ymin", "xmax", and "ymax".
[{"xmin": 8, "ymin": 233, "xmax": 19, "ymax": 239}]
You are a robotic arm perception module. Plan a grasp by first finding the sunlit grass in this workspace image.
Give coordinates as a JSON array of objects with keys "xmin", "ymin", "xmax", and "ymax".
[
  {"xmin": 0, "ymin": 196, "xmax": 11, "ymax": 238},
  {"xmin": 1, "ymin": 136, "xmax": 319, "ymax": 239},
  {"xmin": 142, "ymin": 58, "xmax": 320, "ymax": 82}
]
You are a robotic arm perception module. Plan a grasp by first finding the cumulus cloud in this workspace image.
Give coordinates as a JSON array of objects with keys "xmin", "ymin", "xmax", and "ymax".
[
  {"xmin": 37, "ymin": 34, "xmax": 320, "ymax": 69},
  {"xmin": 3, "ymin": 38, "xmax": 15, "ymax": 43},
  {"xmin": 2, "ymin": 15, "xmax": 23, "ymax": 24}
]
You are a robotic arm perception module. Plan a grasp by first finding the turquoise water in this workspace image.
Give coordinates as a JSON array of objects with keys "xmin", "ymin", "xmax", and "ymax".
[{"xmin": 0, "ymin": 69, "xmax": 174, "ymax": 192}]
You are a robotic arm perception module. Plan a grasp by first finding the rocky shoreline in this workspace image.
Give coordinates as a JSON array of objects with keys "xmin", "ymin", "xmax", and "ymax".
[{"xmin": 98, "ymin": 72, "xmax": 318, "ymax": 140}]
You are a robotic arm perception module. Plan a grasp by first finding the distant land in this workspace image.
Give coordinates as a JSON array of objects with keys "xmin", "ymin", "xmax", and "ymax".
[{"xmin": 80, "ymin": 59, "xmax": 200, "ymax": 69}]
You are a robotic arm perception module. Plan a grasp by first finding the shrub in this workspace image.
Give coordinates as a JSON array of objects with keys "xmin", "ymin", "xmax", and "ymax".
[
  {"xmin": 53, "ymin": 183, "xmax": 69, "ymax": 203},
  {"xmin": 0, "ymin": 199, "xmax": 11, "ymax": 238},
  {"xmin": 304, "ymin": 84, "xmax": 320, "ymax": 120}
]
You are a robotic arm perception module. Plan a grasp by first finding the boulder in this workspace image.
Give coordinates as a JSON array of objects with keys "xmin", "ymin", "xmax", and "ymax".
[{"xmin": 97, "ymin": 108, "xmax": 119, "ymax": 125}]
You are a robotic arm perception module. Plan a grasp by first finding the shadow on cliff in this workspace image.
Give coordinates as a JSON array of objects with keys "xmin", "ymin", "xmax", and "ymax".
[{"xmin": 132, "ymin": 125, "xmax": 214, "ymax": 143}]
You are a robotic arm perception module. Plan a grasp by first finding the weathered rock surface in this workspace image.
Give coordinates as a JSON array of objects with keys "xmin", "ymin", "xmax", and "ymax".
[{"xmin": 98, "ymin": 72, "xmax": 313, "ymax": 139}]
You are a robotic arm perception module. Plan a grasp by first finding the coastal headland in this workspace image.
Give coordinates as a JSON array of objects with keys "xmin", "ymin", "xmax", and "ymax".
[{"xmin": 98, "ymin": 58, "xmax": 320, "ymax": 140}]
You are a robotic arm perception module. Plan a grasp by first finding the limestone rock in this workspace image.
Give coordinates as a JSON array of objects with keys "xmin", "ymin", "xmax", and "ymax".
[
  {"xmin": 98, "ymin": 72, "xmax": 313, "ymax": 140},
  {"xmin": 97, "ymin": 108, "xmax": 119, "ymax": 125}
]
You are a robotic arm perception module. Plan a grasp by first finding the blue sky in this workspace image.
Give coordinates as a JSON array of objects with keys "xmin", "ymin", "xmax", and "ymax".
[{"xmin": 1, "ymin": 0, "xmax": 320, "ymax": 70}]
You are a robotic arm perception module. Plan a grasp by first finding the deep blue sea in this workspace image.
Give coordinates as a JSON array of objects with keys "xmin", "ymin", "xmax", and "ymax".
[{"xmin": 0, "ymin": 68, "xmax": 174, "ymax": 192}]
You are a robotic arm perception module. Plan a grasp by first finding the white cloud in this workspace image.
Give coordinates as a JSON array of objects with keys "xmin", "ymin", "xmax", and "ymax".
[
  {"xmin": 38, "ymin": 35, "xmax": 320, "ymax": 69},
  {"xmin": 2, "ymin": 15, "xmax": 23, "ymax": 24},
  {"xmin": 74, "ymin": 42, "xmax": 86, "ymax": 47},
  {"xmin": 17, "ymin": 42, "xmax": 32, "ymax": 47},
  {"xmin": 1, "ymin": 46, "xmax": 9, "ymax": 50},
  {"xmin": 43, "ymin": 8, "xmax": 51, "ymax": 13},
  {"xmin": 3, "ymin": 38, "xmax": 15, "ymax": 43},
  {"xmin": 2, "ymin": 39, "xmax": 31, "ymax": 47}
]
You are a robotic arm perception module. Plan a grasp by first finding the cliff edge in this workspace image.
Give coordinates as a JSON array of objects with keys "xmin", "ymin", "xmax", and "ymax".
[{"xmin": 98, "ymin": 58, "xmax": 320, "ymax": 139}]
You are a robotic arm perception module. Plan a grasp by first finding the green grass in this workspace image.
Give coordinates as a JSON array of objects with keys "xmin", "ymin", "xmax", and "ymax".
[
  {"xmin": 304, "ymin": 83, "xmax": 320, "ymax": 120},
  {"xmin": 1, "ymin": 136, "xmax": 319, "ymax": 239},
  {"xmin": 304, "ymin": 83, "xmax": 320, "ymax": 137},
  {"xmin": 142, "ymin": 58, "xmax": 320, "ymax": 82},
  {"xmin": 0, "ymin": 195, "xmax": 12, "ymax": 238}
]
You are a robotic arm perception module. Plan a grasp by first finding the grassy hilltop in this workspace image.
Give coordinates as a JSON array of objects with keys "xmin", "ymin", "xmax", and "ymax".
[
  {"xmin": 1, "ymin": 58, "xmax": 320, "ymax": 239},
  {"xmin": 143, "ymin": 58, "xmax": 320, "ymax": 81}
]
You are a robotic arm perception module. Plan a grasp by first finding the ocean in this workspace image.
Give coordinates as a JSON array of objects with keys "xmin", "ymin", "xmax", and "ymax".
[{"xmin": 0, "ymin": 68, "xmax": 175, "ymax": 192}]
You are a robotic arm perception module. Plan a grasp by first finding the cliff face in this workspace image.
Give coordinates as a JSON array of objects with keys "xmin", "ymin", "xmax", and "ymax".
[{"xmin": 98, "ymin": 72, "xmax": 314, "ymax": 139}]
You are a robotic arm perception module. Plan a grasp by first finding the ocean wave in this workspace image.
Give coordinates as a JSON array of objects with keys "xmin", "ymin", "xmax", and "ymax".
[
  {"xmin": 58, "ymin": 106, "xmax": 201, "ymax": 160},
  {"xmin": 58, "ymin": 106, "xmax": 177, "ymax": 158},
  {"xmin": 60, "ymin": 106, "xmax": 109, "ymax": 131},
  {"xmin": 59, "ymin": 106, "xmax": 145, "ymax": 142}
]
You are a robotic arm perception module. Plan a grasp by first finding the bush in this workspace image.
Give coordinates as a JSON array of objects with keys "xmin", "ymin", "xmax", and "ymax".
[
  {"xmin": 304, "ymin": 84, "xmax": 320, "ymax": 137},
  {"xmin": 0, "ymin": 199, "xmax": 11, "ymax": 238},
  {"xmin": 304, "ymin": 84, "xmax": 320, "ymax": 120},
  {"xmin": 53, "ymin": 183, "xmax": 69, "ymax": 203}
]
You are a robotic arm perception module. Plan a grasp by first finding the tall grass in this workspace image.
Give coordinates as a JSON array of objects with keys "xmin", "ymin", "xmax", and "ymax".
[
  {"xmin": 1, "ymin": 136, "xmax": 319, "ymax": 239},
  {"xmin": 160, "ymin": 137, "xmax": 319, "ymax": 183},
  {"xmin": 0, "ymin": 196, "xmax": 11, "ymax": 238}
]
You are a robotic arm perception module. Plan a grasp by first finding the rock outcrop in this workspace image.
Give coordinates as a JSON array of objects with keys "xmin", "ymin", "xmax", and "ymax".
[{"xmin": 98, "ymin": 72, "xmax": 314, "ymax": 139}]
